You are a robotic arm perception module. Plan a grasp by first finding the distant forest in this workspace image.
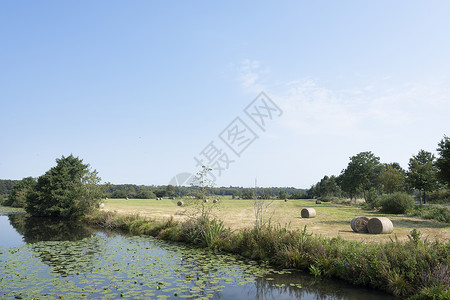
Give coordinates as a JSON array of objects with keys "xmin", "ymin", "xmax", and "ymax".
[
  {"xmin": 0, "ymin": 179, "xmax": 308, "ymax": 200},
  {"xmin": 0, "ymin": 179, "xmax": 17, "ymax": 197},
  {"xmin": 105, "ymin": 184, "xmax": 308, "ymax": 199}
]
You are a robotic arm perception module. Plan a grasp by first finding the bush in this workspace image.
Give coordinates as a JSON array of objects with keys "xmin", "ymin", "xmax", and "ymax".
[
  {"xmin": 318, "ymin": 196, "xmax": 339, "ymax": 202},
  {"xmin": 408, "ymin": 206, "xmax": 450, "ymax": 223},
  {"xmin": 426, "ymin": 189, "xmax": 450, "ymax": 204},
  {"xmin": 365, "ymin": 188, "xmax": 381, "ymax": 209},
  {"xmin": 380, "ymin": 192, "xmax": 415, "ymax": 214}
]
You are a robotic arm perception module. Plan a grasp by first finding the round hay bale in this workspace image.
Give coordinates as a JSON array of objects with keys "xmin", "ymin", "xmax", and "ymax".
[
  {"xmin": 203, "ymin": 199, "xmax": 208, "ymax": 203},
  {"xmin": 284, "ymin": 199, "xmax": 288, "ymax": 202},
  {"xmin": 301, "ymin": 208, "xmax": 316, "ymax": 218},
  {"xmin": 367, "ymin": 217, "xmax": 394, "ymax": 234},
  {"xmin": 350, "ymin": 216, "xmax": 369, "ymax": 233},
  {"xmin": 315, "ymin": 199, "xmax": 322, "ymax": 204},
  {"xmin": 213, "ymin": 199, "xmax": 219, "ymax": 203},
  {"xmin": 177, "ymin": 201, "xmax": 184, "ymax": 207}
]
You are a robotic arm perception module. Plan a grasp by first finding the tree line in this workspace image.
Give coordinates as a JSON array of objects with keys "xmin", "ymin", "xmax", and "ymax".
[
  {"xmin": 104, "ymin": 184, "xmax": 307, "ymax": 200},
  {"xmin": 308, "ymin": 136, "xmax": 450, "ymax": 205}
]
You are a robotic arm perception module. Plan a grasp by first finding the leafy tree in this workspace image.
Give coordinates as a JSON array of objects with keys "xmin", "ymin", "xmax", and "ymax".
[
  {"xmin": 436, "ymin": 136, "xmax": 450, "ymax": 186},
  {"xmin": 339, "ymin": 151, "xmax": 383, "ymax": 202},
  {"xmin": 241, "ymin": 189, "xmax": 254, "ymax": 199},
  {"xmin": 380, "ymin": 163, "xmax": 406, "ymax": 194},
  {"xmin": 0, "ymin": 179, "xmax": 17, "ymax": 196},
  {"xmin": 406, "ymin": 150, "xmax": 438, "ymax": 205},
  {"xmin": 311, "ymin": 175, "xmax": 342, "ymax": 198},
  {"xmin": 136, "ymin": 188, "xmax": 156, "ymax": 199},
  {"xmin": 278, "ymin": 190, "xmax": 287, "ymax": 199},
  {"xmin": 166, "ymin": 184, "xmax": 176, "ymax": 198},
  {"xmin": 4, "ymin": 177, "xmax": 36, "ymax": 208},
  {"xmin": 337, "ymin": 171, "xmax": 359, "ymax": 202},
  {"xmin": 26, "ymin": 155, "xmax": 103, "ymax": 219},
  {"xmin": 154, "ymin": 189, "xmax": 166, "ymax": 198}
]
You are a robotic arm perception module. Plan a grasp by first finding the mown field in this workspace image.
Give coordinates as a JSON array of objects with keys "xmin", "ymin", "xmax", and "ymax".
[{"xmin": 103, "ymin": 197, "xmax": 450, "ymax": 242}]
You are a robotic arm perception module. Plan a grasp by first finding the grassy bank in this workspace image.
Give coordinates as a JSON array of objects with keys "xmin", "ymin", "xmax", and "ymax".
[
  {"xmin": 84, "ymin": 210, "xmax": 449, "ymax": 299},
  {"xmin": 103, "ymin": 198, "xmax": 450, "ymax": 242},
  {"xmin": 0, "ymin": 205, "xmax": 25, "ymax": 214}
]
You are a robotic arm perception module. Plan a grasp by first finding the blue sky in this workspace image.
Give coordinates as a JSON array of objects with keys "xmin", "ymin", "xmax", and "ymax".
[{"xmin": 1, "ymin": 1, "xmax": 449, "ymax": 188}]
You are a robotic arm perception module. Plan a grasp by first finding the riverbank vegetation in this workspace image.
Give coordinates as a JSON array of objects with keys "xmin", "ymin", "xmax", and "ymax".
[{"xmin": 83, "ymin": 210, "xmax": 449, "ymax": 299}]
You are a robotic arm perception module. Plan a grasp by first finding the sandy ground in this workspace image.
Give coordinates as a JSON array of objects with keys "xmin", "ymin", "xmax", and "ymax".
[{"xmin": 103, "ymin": 198, "xmax": 450, "ymax": 243}]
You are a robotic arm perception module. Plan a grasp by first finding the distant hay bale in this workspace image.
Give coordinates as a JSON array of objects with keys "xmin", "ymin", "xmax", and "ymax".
[
  {"xmin": 350, "ymin": 216, "xmax": 369, "ymax": 233},
  {"xmin": 301, "ymin": 208, "xmax": 316, "ymax": 218},
  {"xmin": 284, "ymin": 199, "xmax": 288, "ymax": 202},
  {"xmin": 213, "ymin": 199, "xmax": 219, "ymax": 203},
  {"xmin": 204, "ymin": 199, "xmax": 208, "ymax": 203},
  {"xmin": 177, "ymin": 201, "xmax": 184, "ymax": 207},
  {"xmin": 315, "ymin": 200, "xmax": 322, "ymax": 204},
  {"xmin": 367, "ymin": 217, "xmax": 394, "ymax": 234}
]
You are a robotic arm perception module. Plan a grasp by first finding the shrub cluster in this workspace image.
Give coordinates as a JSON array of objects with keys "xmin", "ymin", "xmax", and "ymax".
[
  {"xmin": 407, "ymin": 206, "xmax": 450, "ymax": 224},
  {"xmin": 426, "ymin": 189, "xmax": 450, "ymax": 204},
  {"xmin": 380, "ymin": 192, "xmax": 415, "ymax": 214},
  {"xmin": 84, "ymin": 210, "xmax": 450, "ymax": 298}
]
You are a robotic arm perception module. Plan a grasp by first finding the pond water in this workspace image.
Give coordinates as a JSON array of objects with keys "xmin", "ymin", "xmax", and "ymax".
[{"xmin": 0, "ymin": 214, "xmax": 394, "ymax": 299}]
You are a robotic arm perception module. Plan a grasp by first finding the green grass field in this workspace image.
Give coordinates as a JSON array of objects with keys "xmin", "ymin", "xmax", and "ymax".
[{"xmin": 103, "ymin": 197, "xmax": 450, "ymax": 242}]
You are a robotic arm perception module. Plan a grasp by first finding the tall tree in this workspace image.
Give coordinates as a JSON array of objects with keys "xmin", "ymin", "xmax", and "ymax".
[
  {"xmin": 26, "ymin": 155, "xmax": 103, "ymax": 218},
  {"xmin": 406, "ymin": 150, "xmax": 438, "ymax": 204},
  {"xmin": 380, "ymin": 163, "xmax": 406, "ymax": 194},
  {"xmin": 338, "ymin": 151, "xmax": 383, "ymax": 202},
  {"xmin": 166, "ymin": 184, "xmax": 176, "ymax": 198},
  {"xmin": 436, "ymin": 136, "xmax": 450, "ymax": 186},
  {"xmin": 310, "ymin": 175, "xmax": 342, "ymax": 198},
  {"xmin": 4, "ymin": 177, "xmax": 36, "ymax": 208}
]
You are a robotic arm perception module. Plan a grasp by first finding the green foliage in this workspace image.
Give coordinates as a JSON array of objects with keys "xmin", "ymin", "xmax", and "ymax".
[
  {"xmin": 380, "ymin": 163, "xmax": 406, "ymax": 194},
  {"xmin": 380, "ymin": 192, "xmax": 415, "ymax": 214},
  {"xmin": 184, "ymin": 166, "xmax": 218, "ymax": 222},
  {"xmin": 241, "ymin": 189, "xmax": 254, "ymax": 199},
  {"xmin": 426, "ymin": 189, "xmax": 450, "ymax": 204},
  {"xmin": 338, "ymin": 151, "xmax": 383, "ymax": 202},
  {"xmin": 136, "ymin": 188, "xmax": 156, "ymax": 199},
  {"xmin": 436, "ymin": 136, "xmax": 450, "ymax": 186},
  {"xmin": 0, "ymin": 179, "xmax": 17, "ymax": 196},
  {"xmin": 278, "ymin": 190, "xmax": 287, "ymax": 199},
  {"xmin": 409, "ymin": 285, "xmax": 450, "ymax": 300},
  {"xmin": 26, "ymin": 155, "xmax": 103, "ymax": 219},
  {"xmin": 407, "ymin": 150, "xmax": 439, "ymax": 204},
  {"xmin": 365, "ymin": 187, "xmax": 381, "ymax": 209},
  {"xmin": 407, "ymin": 206, "xmax": 450, "ymax": 223},
  {"xmin": 309, "ymin": 175, "xmax": 342, "ymax": 198},
  {"xmin": 166, "ymin": 184, "xmax": 175, "ymax": 197},
  {"xmin": 3, "ymin": 177, "xmax": 36, "ymax": 208}
]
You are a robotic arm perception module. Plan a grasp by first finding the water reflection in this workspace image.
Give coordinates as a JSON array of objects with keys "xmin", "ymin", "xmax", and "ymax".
[
  {"xmin": 1, "ymin": 216, "xmax": 394, "ymax": 299},
  {"xmin": 8, "ymin": 214, "xmax": 95, "ymax": 243},
  {"xmin": 7, "ymin": 214, "xmax": 108, "ymax": 277},
  {"xmin": 249, "ymin": 272, "xmax": 391, "ymax": 300}
]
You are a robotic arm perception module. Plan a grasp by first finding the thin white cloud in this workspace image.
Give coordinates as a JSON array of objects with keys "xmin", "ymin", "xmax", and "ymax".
[
  {"xmin": 271, "ymin": 79, "xmax": 450, "ymax": 141},
  {"xmin": 237, "ymin": 59, "xmax": 268, "ymax": 93}
]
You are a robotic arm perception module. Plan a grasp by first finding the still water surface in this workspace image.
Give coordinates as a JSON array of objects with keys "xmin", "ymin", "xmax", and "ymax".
[{"xmin": 0, "ymin": 214, "xmax": 394, "ymax": 299}]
